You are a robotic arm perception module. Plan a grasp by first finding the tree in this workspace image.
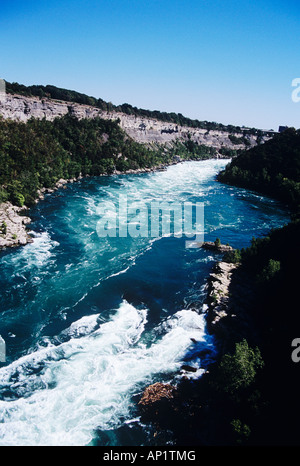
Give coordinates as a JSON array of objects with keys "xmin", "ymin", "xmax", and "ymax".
[
  {"xmin": 215, "ymin": 339, "xmax": 264, "ymax": 398},
  {"xmin": 214, "ymin": 237, "xmax": 221, "ymax": 248},
  {"xmin": 7, "ymin": 181, "xmax": 25, "ymax": 207},
  {"xmin": 256, "ymin": 259, "xmax": 281, "ymax": 283},
  {"xmin": 231, "ymin": 419, "xmax": 251, "ymax": 444}
]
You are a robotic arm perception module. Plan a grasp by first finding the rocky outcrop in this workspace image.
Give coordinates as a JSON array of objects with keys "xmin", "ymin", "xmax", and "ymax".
[
  {"xmin": 201, "ymin": 241, "xmax": 234, "ymax": 253},
  {"xmin": 137, "ymin": 261, "xmax": 239, "ymax": 435},
  {"xmin": 35, "ymin": 177, "xmax": 80, "ymax": 202},
  {"xmin": 138, "ymin": 382, "xmax": 177, "ymax": 410},
  {"xmin": 137, "ymin": 256, "xmax": 263, "ymax": 444},
  {"xmin": 204, "ymin": 258, "xmax": 258, "ymax": 354},
  {"xmin": 0, "ymin": 202, "xmax": 32, "ymax": 248},
  {"xmin": 137, "ymin": 381, "xmax": 208, "ymax": 445},
  {"xmin": 0, "ymin": 165, "xmax": 172, "ymax": 250},
  {"xmin": 0, "ymin": 177, "xmax": 84, "ymax": 248},
  {"xmin": 0, "ymin": 94, "xmax": 102, "ymax": 122},
  {"xmin": 138, "ymin": 382, "xmax": 179, "ymax": 431},
  {"xmin": 0, "ymin": 94, "xmax": 270, "ymax": 150},
  {"xmin": 205, "ymin": 261, "xmax": 239, "ymax": 329}
]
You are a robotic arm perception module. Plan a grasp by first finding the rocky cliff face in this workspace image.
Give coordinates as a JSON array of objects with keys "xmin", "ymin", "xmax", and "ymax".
[
  {"xmin": 0, "ymin": 202, "xmax": 32, "ymax": 248},
  {"xmin": 0, "ymin": 94, "xmax": 269, "ymax": 150}
]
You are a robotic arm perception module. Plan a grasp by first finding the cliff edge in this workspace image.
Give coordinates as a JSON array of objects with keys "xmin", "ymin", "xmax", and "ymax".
[{"xmin": 0, "ymin": 93, "xmax": 270, "ymax": 150}]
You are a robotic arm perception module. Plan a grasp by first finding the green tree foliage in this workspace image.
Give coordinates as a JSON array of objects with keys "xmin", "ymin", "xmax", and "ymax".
[
  {"xmin": 7, "ymin": 181, "xmax": 25, "ymax": 207},
  {"xmin": 0, "ymin": 221, "xmax": 7, "ymax": 235},
  {"xmin": 0, "ymin": 115, "xmax": 156, "ymax": 206},
  {"xmin": 214, "ymin": 237, "xmax": 221, "ymax": 248},
  {"xmin": 216, "ymin": 339, "xmax": 264, "ymax": 398},
  {"xmin": 230, "ymin": 419, "xmax": 251, "ymax": 444},
  {"xmin": 217, "ymin": 127, "xmax": 300, "ymax": 210},
  {"xmin": 146, "ymin": 129, "xmax": 300, "ymax": 446},
  {"xmin": 228, "ymin": 134, "xmax": 251, "ymax": 146},
  {"xmin": 215, "ymin": 220, "xmax": 300, "ymax": 444},
  {"xmin": 223, "ymin": 248, "xmax": 242, "ymax": 263},
  {"xmin": 0, "ymin": 115, "xmax": 217, "ymax": 207},
  {"xmin": 256, "ymin": 258, "xmax": 280, "ymax": 283}
]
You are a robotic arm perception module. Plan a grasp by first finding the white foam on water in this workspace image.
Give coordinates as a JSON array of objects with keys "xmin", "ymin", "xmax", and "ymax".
[
  {"xmin": 0, "ymin": 301, "xmax": 209, "ymax": 446},
  {"xmin": 0, "ymin": 159, "xmax": 289, "ymax": 447},
  {"xmin": 2, "ymin": 231, "xmax": 58, "ymax": 273}
]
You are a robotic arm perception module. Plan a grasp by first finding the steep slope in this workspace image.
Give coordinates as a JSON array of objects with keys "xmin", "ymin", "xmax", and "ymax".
[
  {"xmin": 217, "ymin": 127, "xmax": 300, "ymax": 210},
  {"xmin": 0, "ymin": 90, "xmax": 272, "ymax": 152}
]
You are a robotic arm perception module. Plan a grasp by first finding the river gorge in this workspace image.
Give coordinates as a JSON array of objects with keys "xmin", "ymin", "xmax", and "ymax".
[{"xmin": 0, "ymin": 159, "xmax": 289, "ymax": 446}]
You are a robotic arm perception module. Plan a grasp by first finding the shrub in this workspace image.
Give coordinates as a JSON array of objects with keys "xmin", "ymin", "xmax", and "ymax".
[
  {"xmin": 215, "ymin": 339, "xmax": 264, "ymax": 398},
  {"xmin": 214, "ymin": 237, "xmax": 221, "ymax": 248},
  {"xmin": 223, "ymin": 248, "xmax": 242, "ymax": 263},
  {"xmin": 231, "ymin": 419, "xmax": 251, "ymax": 444},
  {"xmin": 1, "ymin": 221, "xmax": 7, "ymax": 235},
  {"xmin": 256, "ymin": 259, "xmax": 281, "ymax": 283}
]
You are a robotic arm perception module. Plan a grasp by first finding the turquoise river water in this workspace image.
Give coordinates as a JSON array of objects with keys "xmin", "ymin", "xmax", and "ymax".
[{"xmin": 0, "ymin": 159, "xmax": 289, "ymax": 446}]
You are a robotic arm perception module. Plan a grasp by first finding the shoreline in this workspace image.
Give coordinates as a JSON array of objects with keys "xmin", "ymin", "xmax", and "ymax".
[
  {"xmin": 137, "ymin": 253, "xmax": 240, "ymax": 442},
  {"xmin": 0, "ymin": 164, "xmax": 166, "ymax": 249},
  {"xmin": 0, "ymin": 202, "xmax": 32, "ymax": 249},
  {"xmin": 0, "ymin": 156, "xmax": 228, "ymax": 250}
]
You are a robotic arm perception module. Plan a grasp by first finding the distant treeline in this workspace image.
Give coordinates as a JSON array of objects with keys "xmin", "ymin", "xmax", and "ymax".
[
  {"xmin": 0, "ymin": 114, "xmax": 216, "ymax": 207},
  {"xmin": 5, "ymin": 80, "xmax": 272, "ymax": 136}
]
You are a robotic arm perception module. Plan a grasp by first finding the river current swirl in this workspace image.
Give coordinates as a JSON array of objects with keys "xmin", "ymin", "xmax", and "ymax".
[{"xmin": 0, "ymin": 160, "xmax": 289, "ymax": 446}]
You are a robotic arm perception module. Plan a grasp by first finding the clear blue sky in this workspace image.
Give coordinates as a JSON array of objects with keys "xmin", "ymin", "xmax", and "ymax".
[{"xmin": 0, "ymin": 0, "xmax": 299, "ymax": 130}]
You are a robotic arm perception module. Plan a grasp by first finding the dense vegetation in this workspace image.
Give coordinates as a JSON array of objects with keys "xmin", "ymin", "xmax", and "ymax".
[
  {"xmin": 5, "ymin": 80, "xmax": 272, "ymax": 136},
  {"xmin": 145, "ymin": 127, "xmax": 300, "ymax": 446},
  {"xmin": 211, "ymin": 220, "xmax": 300, "ymax": 445},
  {"xmin": 194, "ymin": 128, "xmax": 300, "ymax": 445},
  {"xmin": 217, "ymin": 127, "xmax": 300, "ymax": 210},
  {"xmin": 0, "ymin": 114, "xmax": 216, "ymax": 207},
  {"xmin": 153, "ymin": 217, "xmax": 300, "ymax": 445},
  {"xmin": 1, "ymin": 84, "xmax": 298, "ymax": 443}
]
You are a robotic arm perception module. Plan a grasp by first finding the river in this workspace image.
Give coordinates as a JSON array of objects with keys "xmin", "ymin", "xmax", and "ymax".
[{"xmin": 0, "ymin": 159, "xmax": 289, "ymax": 446}]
